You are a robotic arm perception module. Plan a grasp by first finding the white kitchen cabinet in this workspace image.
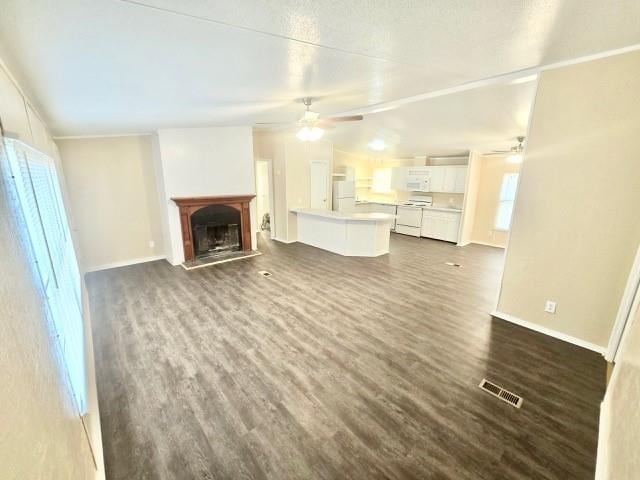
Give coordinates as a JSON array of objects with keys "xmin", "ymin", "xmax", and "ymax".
[
  {"xmin": 393, "ymin": 165, "xmax": 467, "ymax": 194},
  {"xmin": 443, "ymin": 167, "xmax": 457, "ymax": 192},
  {"xmin": 395, "ymin": 224, "xmax": 421, "ymax": 237},
  {"xmin": 452, "ymin": 166, "xmax": 467, "ymax": 193},
  {"xmin": 391, "ymin": 167, "xmax": 407, "ymax": 190},
  {"xmin": 421, "ymin": 209, "xmax": 461, "ymax": 243},
  {"xmin": 427, "ymin": 165, "xmax": 468, "ymax": 194},
  {"xmin": 0, "ymin": 67, "xmax": 32, "ymax": 143},
  {"xmin": 429, "ymin": 166, "xmax": 445, "ymax": 192}
]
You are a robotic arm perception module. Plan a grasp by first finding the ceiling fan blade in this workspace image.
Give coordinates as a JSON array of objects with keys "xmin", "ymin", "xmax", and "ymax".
[
  {"xmin": 254, "ymin": 121, "xmax": 294, "ymax": 126},
  {"xmin": 484, "ymin": 151, "xmax": 511, "ymax": 155},
  {"xmin": 315, "ymin": 121, "xmax": 336, "ymax": 130},
  {"xmin": 325, "ymin": 114, "xmax": 364, "ymax": 123}
]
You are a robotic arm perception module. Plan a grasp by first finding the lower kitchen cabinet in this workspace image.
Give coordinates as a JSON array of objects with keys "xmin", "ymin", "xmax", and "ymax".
[{"xmin": 421, "ymin": 210, "xmax": 461, "ymax": 243}]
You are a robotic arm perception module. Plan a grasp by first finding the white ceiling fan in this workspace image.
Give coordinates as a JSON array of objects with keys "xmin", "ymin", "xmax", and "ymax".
[
  {"xmin": 485, "ymin": 136, "xmax": 526, "ymax": 163},
  {"xmin": 256, "ymin": 97, "xmax": 363, "ymax": 141}
]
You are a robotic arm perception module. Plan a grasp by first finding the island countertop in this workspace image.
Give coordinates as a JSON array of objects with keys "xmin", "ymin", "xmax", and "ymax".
[
  {"xmin": 291, "ymin": 208, "xmax": 394, "ymax": 256},
  {"xmin": 290, "ymin": 208, "xmax": 395, "ymax": 222}
]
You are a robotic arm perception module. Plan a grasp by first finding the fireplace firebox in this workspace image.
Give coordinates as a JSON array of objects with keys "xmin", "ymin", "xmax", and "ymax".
[
  {"xmin": 172, "ymin": 195, "xmax": 255, "ymax": 263},
  {"xmin": 192, "ymin": 204, "xmax": 241, "ymax": 258}
]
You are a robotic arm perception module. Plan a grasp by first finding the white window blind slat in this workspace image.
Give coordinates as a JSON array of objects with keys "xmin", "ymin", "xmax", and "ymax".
[{"xmin": 3, "ymin": 137, "xmax": 86, "ymax": 414}]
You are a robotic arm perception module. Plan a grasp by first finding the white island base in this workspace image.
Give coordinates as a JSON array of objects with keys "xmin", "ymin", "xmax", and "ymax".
[{"xmin": 291, "ymin": 209, "xmax": 395, "ymax": 257}]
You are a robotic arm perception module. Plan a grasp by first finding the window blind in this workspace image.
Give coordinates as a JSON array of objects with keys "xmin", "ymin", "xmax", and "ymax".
[
  {"xmin": 495, "ymin": 173, "xmax": 519, "ymax": 231},
  {"xmin": 3, "ymin": 137, "xmax": 86, "ymax": 414}
]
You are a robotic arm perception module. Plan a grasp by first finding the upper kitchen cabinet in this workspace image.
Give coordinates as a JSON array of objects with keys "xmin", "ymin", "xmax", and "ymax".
[
  {"xmin": 391, "ymin": 166, "xmax": 408, "ymax": 190},
  {"xmin": 429, "ymin": 165, "xmax": 467, "ymax": 193},
  {"xmin": 0, "ymin": 67, "xmax": 32, "ymax": 143},
  {"xmin": 452, "ymin": 166, "xmax": 467, "ymax": 193}
]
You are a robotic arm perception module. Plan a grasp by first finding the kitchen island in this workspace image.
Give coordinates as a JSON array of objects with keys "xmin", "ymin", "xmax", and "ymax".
[{"xmin": 291, "ymin": 208, "xmax": 396, "ymax": 256}]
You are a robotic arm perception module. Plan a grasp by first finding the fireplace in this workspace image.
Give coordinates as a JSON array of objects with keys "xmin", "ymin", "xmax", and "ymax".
[
  {"xmin": 172, "ymin": 195, "xmax": 255, "ymax": 263},
  {"xmin": 192, "ymin": 204, "xmax": 241, "ymax": 258}
]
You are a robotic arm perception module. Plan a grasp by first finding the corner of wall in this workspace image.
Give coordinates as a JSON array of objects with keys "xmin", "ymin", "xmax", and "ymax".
[{"xmin": 150, "ymin": 132, "xmax": 173, "ymax": 264}]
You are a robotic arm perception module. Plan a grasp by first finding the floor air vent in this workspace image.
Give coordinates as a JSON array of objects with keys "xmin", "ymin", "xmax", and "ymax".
[
  {"xmin": 479, "ymin": 379, "xmax": 523, "ymax": 408},
  {"xmin": 258, "ymin": 270, "xmax": 272, "ymax": 277}
]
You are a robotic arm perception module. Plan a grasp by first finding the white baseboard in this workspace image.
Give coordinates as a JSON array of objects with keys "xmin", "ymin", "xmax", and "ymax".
[
  {"xmin": 471, "ymin": 240, "xmax": 505, "ymax": 249},
  {"xmin": 491, "ymin": 310, "xmax": 606, "ymax": 355},
  {"xmin": 273, "ymin": 237, "xmax": 297, "ymax": 244},
  {"xmin": 85, "ymin": 255, "xmax": 166, "ymax": 273}
]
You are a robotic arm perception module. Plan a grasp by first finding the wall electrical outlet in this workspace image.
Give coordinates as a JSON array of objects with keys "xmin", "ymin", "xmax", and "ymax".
[
  {"xmin": 149, "ymin": 240, "xmax": 155, "ymax": 248},
  {"xmin": 545, "ymin": 300, "xmax": 557, "ymax": 314}
]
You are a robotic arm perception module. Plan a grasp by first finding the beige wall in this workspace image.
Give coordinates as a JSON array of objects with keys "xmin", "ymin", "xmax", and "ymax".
[
  {"xmin": 254, "ymin": 131, "xmax": 288, "ymax": 241},
  {"xmin": 0, "ymin": 54, "xmax": 102, "ymax": 479},
  {"xmin": 497, "ymin": 50, "xmax": 640, "ymax": 348},
  {"xmin": 57, "ymin": 136, "xmax": 164, "ymax": 271},
  {"xmin": 471, "ymin": 155, "xmax": 521, "ymax": 248},
  {"xmin": 254, "ymin": 131, "xmax": 333, "ymax": 242}
]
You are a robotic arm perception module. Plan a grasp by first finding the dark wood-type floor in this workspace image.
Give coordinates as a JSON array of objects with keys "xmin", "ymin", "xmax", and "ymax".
[{"xmin": 88, "ymin": 233, "xmax": 605, "ymax": 480}]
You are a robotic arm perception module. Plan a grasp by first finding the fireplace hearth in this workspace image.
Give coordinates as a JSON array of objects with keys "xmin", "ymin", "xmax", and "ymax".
[{"xmin": 172, "ymin": 195, "xmax": 255, "ymax": 263}]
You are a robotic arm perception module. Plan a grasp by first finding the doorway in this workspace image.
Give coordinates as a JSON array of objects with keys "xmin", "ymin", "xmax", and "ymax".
[
  {"xmin": 310, "ymin": 160, "xmax": 329, "ymax": 210},
  {"xmin": 255, "ymin": 159, "xmax": 274, "ymax": 238}
]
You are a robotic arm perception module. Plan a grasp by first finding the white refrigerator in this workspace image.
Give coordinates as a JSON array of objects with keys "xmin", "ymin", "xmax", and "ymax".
[{"xmin": 332, "ymin": 180, "xmax": 355, "ymax": 212}]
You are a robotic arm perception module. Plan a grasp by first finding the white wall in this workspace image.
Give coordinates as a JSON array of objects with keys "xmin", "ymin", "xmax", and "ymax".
[
  {"xmin": 0, "ymin": 55, "xmax": 103, "ymax": 479},
  {"xmin": 156, "ymin": 126, "xmax": 256, "ymax": 264},
  {"xmin": 496, "ymin": 50, "xmax": 640, "ymax": 349}
]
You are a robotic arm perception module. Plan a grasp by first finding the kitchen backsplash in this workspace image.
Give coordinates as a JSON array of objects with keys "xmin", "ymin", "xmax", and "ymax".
[
  {"xmin": 361, "ymin": 190, "xmax": 464, "ymax": 208},
  {"xmin": 430, "ymin": 193, "xmax": 464, "ymax": 208}
]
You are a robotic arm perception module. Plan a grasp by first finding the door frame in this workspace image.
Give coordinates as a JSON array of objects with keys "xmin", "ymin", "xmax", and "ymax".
[
  {"xmin": 255, "ymin": 158, "xmax": 276, "ymax": 240},
  {"xmin": 606, "ymin": 244, "xmax": 640, "ymax": 361}
]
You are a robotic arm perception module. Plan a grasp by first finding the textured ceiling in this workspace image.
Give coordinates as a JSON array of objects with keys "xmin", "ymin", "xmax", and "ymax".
[
  {"xmin": 0, "ymin": 0, "xmax": 638, "ymax": 154},
  {"xmin": 324, "ymin": 78, "xmax": 537, "ymax": 157}
]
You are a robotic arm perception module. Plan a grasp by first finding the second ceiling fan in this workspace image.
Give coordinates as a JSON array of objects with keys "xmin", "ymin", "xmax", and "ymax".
[{"xmin": 485, "ymin": 136, "xmax": 526, "ymax": 163}]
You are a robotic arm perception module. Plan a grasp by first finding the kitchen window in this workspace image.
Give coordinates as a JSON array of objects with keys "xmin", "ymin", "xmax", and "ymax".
[
  {"xmin": 495, "ymin": 173, "xmax": 519, "ymax": 231},
  {"xmin": 2, "ymin": 137, "xmax": 86, "ymax": 414},
  {"xmin": 372, "ymin": 168, "xmax": 392, "ymax": 193}
]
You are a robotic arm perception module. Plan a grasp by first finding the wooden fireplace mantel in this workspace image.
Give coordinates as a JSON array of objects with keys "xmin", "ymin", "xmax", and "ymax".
[{"xmin": 171, "ymin": 195, "xmax": 255, "ymax": 262}]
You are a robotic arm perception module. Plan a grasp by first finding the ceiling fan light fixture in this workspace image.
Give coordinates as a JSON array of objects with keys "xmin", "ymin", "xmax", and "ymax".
[
  {"xmin": 296, "ymin": 126, "xmax": 324, "ymax": 142},
  {"xmin": 507, "ymin": 153, "xmax": 523, "ymax": 164},
  {"xmin": 368, "ymin": 138, "xmax": 386, "ymax": 151}
]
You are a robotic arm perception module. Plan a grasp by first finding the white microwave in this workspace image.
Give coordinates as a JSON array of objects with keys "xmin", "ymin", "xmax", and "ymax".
[{"xmin": 406, "ymin": 169, "xmax": 431, "ymax": 192}]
